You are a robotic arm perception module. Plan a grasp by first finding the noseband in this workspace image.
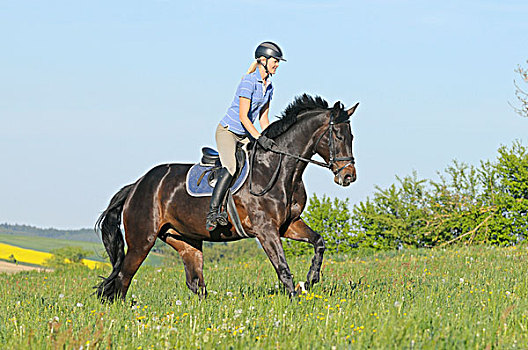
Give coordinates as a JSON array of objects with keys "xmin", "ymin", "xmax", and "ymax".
[
  {"xmin": 249, "ymin": 111, "xmax": 355, "ymax": 196},
  {"xmin": 312, "ymin": 116, "xmax": 355, "ymax": 175}
]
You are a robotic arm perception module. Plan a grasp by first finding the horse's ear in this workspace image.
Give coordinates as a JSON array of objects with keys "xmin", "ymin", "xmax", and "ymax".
[
  {"xmin": 332, "ymin": 101, "xmax": 343, "ymax": 111},
  {"xmin": 346, "ymin": 102, "xmax": 359, "ymax": 117}
]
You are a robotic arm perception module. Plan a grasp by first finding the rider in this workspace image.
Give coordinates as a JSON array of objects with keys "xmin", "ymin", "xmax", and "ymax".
[{"xmin": 205, "ymin": 41, "xmax": 286, "ymax": 231}]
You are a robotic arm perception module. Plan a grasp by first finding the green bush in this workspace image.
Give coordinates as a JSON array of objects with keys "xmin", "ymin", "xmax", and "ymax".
[
  {"xmin": 297, "ymin": 141, "xmax": 528, "ymax": 252},
  {"xmin": 45, "ymin": 246, "xmax": 92, "ymax": 268}
]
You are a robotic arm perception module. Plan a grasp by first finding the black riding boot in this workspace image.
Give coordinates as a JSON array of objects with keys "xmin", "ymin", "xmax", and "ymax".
[{"xmin": 205, "ymin": 168, "xmax": 233, "ymax": 231}]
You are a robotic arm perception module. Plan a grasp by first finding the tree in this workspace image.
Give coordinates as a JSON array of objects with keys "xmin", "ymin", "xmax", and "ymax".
[
  {"xmin": 283, "ymin": 194, "xmax": 354, "ymax": 256},
  {"xmin": 513, "ymin": 60, "xmax": 528, "ymax": 118},
  {"xmin": 349, "ymin": 141, "xmax": 528, "ymax": 249}
]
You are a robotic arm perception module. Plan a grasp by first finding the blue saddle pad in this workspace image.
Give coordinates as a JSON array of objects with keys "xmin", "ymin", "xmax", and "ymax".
[{"xmin": 185, "ymin": 160, "xmax": 249, "ymax": 197}]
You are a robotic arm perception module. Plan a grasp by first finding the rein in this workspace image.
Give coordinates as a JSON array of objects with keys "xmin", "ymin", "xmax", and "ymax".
[{"xmin": 249, "ymin": 113, "xmax": 355, "ymax": 196}]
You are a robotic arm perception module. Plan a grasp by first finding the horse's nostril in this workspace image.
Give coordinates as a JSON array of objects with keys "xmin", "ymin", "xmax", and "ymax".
[{"xmin": 344, "ymin": 174, "xmax": 352, "ymax": 182}]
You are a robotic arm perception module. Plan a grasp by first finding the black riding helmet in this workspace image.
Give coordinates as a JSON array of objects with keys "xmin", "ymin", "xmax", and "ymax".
[
  {"xmin": 255, "ymin": 41, "xmax": 287, "ymax": 62},
  {"xmin": 255, "ymin": 41, "xmax": 286, "ymax": 77}
]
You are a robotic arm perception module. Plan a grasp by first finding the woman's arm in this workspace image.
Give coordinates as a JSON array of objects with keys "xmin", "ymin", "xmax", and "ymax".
[
  {"xmin": 259, "ymin": 101, "xmax": 270, "ymax": 131},
  {"xmin": 239, "ymin": 97, "xmax": 261, "ymax": 139}
]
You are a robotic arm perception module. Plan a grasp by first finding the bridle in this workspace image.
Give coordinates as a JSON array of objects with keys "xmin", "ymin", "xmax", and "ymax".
[{"xmin": 249, "ymin": 110, "xmax": 355, "ymax": 196}]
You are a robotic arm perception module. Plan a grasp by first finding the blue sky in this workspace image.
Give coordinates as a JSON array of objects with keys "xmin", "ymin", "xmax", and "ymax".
[{"xmin": 1, "ymin": 0, "xmax": 527, "ymax": 229}]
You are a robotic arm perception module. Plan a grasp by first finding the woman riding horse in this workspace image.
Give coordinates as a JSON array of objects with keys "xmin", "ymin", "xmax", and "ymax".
[{"xmin": 206, "ymin": 41, "xmax": 285, "ymax": 232}]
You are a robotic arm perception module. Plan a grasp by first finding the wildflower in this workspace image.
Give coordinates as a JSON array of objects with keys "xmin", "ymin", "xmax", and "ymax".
[
  {"xmin": 59, "ymin": 294, "xmax": 64, "ymax": 299},
  {"xmin": 76, "ymin": 303, "xmax": 83, "ymax": 308},
  {"xmin": 226, "ymin": 292, "xmax": 233, "ymax": 297},
  {"xmin": 175, "ymin": 300, "xmax": 182, "ymax": 306}
]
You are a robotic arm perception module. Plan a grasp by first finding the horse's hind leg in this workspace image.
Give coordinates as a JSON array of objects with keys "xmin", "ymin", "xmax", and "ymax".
[
  {"xmin": 283, "ymin": 219, "xmax": 325, "ymax": 290},
  {"xmin": 117, "ymin": 229, "xmax": 158, "ymax": 300},
  {"xmin": 164, "ymin": 232, "xmax": 207, "ymax": 298}
]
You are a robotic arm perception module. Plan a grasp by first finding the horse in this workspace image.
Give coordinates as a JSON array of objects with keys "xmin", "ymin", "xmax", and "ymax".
[{"xmin": 95, "ymin": 94, "xmax": 358, "ymax": 302}]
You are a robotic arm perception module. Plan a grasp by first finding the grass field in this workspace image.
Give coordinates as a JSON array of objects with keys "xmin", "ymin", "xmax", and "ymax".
[{"xmin": 1, "ymin": 244, "xmax": 527, "ymax": 349}]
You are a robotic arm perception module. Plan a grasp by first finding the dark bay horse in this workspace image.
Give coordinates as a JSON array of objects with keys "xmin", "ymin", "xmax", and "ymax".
[{"xmin": 96, "ymin": 94, "xmax": 358, "ymax": 301}]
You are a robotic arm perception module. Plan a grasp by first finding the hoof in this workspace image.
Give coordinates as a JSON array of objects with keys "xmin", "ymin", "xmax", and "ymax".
[{"xmin": 295, "ymin": 281, "xmax": 307, "ymax": 294}]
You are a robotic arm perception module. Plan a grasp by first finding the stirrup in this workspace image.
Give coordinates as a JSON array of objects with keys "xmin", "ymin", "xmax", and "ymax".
[{"xmin": 216, "ymin": 211, "xmax": 228, "ymax": 226}]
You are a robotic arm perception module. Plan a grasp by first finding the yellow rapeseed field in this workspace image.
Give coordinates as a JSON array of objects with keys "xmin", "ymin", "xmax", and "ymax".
[{"xmin": 0, "ymin": 243, "xmax": 108, "ymax": 269}]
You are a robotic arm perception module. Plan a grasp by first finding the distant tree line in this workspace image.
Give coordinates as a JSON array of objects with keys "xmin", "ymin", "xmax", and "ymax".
[
  {"xmin": 0, "ymin": 223, "xmax": 99, "ymax": 242},
  {"xmin": 284, "ymin": 141, "xmax": 528, "ymax": 255}
]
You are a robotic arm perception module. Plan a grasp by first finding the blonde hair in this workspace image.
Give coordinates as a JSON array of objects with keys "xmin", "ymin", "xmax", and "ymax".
[{"xmin": 246, "ymin": 60, "xmax": 258, "ymax": 75}]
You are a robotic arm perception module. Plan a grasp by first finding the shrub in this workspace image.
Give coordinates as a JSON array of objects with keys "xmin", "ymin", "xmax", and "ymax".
[
  {"xmin": 45, "ymin": 246, "xmax": 92, "ymax": 268},
  {"xmin": 297, "ymin": 141, "xmax": 528, "ymax": 253}
]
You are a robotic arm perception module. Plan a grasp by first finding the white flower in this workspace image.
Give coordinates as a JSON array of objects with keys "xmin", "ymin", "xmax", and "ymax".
[
  {"xmin": 234, "ymin": 309, "xmax": 243, "ymax": 315},
  {"xmin": 459, "ymin": 278, "xmax": 464, "ymax": 283},
  {"xmin": 58, "ymin": 294, "xmax": 64, "ymax": 299},
  {"xmin": 175, "ymin": 300, "xmax": 182, "ymax": 306},
  {"xmin": 76, "ymin": 302, "xmax": 83, "ymax": 308},
  {"xmin": 394, "ymin": 301, "xmax": 401, "ymax": 308},
  {"xmin": 226, "ymin": 292, "xmax": 233, "ymax": 297}
]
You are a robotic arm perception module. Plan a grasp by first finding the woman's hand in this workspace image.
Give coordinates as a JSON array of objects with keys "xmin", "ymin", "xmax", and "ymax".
[{"xmin": 257, "ymin": 135, "xmax": 276, "ymax": 151}]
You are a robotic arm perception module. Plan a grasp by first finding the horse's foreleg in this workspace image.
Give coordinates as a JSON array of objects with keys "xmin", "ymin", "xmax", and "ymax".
[
  {"xmin": 165, "ymin": 234, "xmax": 207, "ymax": 298},
  {"xmin": 257, "ymin": 231, "xmax": 296, "ymax": 296},
  {"xmin": 283, "ymin": 219, "xmax": 325, "ymax": 290}
]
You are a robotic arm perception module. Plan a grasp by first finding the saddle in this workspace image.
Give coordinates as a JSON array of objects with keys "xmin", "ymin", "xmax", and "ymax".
[
  {"xmin": 185, "ymin": 144, "xmax": 249, "ymax": 197},
  {"xmin": 186, "ymin": 144, "xmax": 251, "ymax": 238}
]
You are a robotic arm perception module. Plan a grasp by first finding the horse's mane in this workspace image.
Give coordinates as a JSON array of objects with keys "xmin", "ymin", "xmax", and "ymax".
[{"xmin": 263, "ymin": 94, "xmax": 329, "ymax": 138}]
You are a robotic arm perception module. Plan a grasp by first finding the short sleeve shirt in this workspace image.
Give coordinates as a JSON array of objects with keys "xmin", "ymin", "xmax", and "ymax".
[{"xmin": 219, "ymin": 68, "xmax": 274, "ymax": 136}]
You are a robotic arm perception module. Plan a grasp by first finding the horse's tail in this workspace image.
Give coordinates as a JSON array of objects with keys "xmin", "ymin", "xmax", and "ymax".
[{"xmin": 94, "ymin": 183, "xmax": 135, "ymax": 302}]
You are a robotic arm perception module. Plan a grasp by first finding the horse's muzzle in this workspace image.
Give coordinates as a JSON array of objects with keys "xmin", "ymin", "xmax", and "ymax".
[{"xmin": 334, "ymin": 163, "xmax": 357, "ymax": 187}]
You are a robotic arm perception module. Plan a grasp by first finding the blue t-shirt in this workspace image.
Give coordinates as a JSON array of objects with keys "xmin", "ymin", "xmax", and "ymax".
[{"xmin": 220, "ymin": 68, "xmax": 274, "ymax": 136}]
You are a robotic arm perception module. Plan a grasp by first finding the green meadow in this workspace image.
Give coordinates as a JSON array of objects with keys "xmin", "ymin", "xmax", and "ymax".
[{"xmin": 1, "ymin": 243, "xmax": 527, "ymax": 349}]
